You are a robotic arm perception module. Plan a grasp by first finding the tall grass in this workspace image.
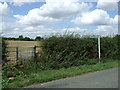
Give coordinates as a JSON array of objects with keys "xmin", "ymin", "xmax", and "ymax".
[{"xmin": 2, "ymin": 60, "xmax": 118, "ymax": 88}]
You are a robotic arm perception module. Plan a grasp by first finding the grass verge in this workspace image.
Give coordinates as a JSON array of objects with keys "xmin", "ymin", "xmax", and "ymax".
[{"xmin": 3, "ymin": 60, "xmax": 118, "ymax": 88}]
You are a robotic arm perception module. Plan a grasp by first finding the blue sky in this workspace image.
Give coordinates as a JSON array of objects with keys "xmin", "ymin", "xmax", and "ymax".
[
  {"xmin": 0, "ymin": 0, "xmax": 119, "ymax": 38},
  {"xmin": 9, "ymin": 2, "xmax": 46, "ymax": 15}
]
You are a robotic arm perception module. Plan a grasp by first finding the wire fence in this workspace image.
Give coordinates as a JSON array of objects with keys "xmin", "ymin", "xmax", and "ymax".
[{"xmin": 7, "ymin": 46, "xmax": 41, "ymax": 64}]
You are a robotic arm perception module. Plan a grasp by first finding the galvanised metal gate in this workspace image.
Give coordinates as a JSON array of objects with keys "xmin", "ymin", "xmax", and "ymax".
[{"xmin": 7, "ymin": 46, "xmax": 41, "ymax": 64}]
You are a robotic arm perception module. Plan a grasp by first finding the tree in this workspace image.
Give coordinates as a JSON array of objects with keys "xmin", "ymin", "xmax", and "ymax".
[
  {"xmin": 35, "ymin": 36, "xmax": 42, "ymax": 41},
  {"xmin": 24, "ymin": 37, "xmax": 31, "ymax": 41},
  {"xmin": 18, "ymin": 35, "xmax": 24, "ymax": 40}
]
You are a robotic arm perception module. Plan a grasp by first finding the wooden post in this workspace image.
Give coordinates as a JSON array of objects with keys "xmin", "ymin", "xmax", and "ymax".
[
  {"xmin": 16, "ymin": 47, "xmax": 19, "ymax": 61},
  {"xmin": 33, "ymin": 46, "xmax": 36, "ymax": 60}
]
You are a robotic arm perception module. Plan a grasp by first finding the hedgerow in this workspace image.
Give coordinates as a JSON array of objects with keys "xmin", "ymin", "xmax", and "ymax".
[
  {"xmin": 2, "ymin": 38, "xmax": 9, "ymax": 65},
  {"xmin": 38, "ymin": 34, "xmax": 119, "ymax": 69}
]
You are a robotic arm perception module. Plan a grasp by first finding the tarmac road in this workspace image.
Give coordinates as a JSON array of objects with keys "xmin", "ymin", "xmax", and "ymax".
[{"xmin": 25, "ymin": 67, "xmax": 118, "ymax": 88}]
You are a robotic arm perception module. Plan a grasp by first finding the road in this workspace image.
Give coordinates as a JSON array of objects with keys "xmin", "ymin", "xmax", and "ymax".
[{"xmin": 25, "ymin": 67, "xmax": 118, "ymax": 88}]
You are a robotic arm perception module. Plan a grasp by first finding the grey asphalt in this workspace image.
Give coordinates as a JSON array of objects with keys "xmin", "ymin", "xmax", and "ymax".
[{"xmin": 25, "ymin": 67, "xmax": 118, "ymax": 88}]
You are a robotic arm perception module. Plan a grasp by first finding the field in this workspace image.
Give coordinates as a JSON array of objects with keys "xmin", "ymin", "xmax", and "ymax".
[
  {"xmin": 6, "ymin": 40, "xmax": 39, "ymax": 47},
  {"xmin": 6, "ymin": 40, "xmax": 41, "ymax": 63}
]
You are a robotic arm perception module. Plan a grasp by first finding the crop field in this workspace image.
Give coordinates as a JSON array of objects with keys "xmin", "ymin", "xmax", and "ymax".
[
  {"xmin": 6, "ymin": 40, "xmax": 42, "ymax": 63},
  {"xmin": 6, "ymin": 40, "xmax": 40, "ymax": 47}
]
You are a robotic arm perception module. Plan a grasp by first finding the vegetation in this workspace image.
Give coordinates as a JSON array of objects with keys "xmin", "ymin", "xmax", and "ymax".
[
  {"xmin": 2, "ymin": 60, "xmax": 118, "ymax": 88},
  {"xmin": 37, "ymin": 34, "xmax": 119, "ymax": 69},
  {"xmin": 2, "ymin": 34, "xmax": 120, "ymax": 88},
  {"xmin": 35, "ymin": 36, "xmax": 43, "ymax": 41},
  {"xmin": 3, "ymin": 35, "xmax": 43, "ymax": 41},
  {"xmin": 2, "ymin": 38, "xmax": 9, "ymax": 65}
]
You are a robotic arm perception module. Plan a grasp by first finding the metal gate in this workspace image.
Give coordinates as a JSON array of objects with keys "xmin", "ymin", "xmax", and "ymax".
[{"xmin": 7, "ymin": 46, "xmax": 40, "ymax": 64}]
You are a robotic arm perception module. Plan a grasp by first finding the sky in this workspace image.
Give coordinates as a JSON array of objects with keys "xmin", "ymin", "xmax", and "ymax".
[{"xmin": 0, "ymin": 0, "xmax": 119, "ymax": 38}]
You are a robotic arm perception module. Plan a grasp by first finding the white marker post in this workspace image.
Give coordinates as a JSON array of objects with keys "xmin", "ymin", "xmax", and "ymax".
[
  {"xmin": 98, "ymin": 36, "xmax": 101, "ymax": 63},
  {"xmin": 90, "ymin": 35, "xmax": 101, "ymax": 63}
]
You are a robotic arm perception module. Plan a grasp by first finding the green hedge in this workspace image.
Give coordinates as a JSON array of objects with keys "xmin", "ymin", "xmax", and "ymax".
[
  {"xmin": 38, "ymin": 35, "xmax": 119, "ymax": 69},
  {"xmin": 100, "ymin": 36, "xmax": 118, "ymax": 59},
  {"xmin": 2, "ymin": 38, "xmax": 9, "ymax": 65}
]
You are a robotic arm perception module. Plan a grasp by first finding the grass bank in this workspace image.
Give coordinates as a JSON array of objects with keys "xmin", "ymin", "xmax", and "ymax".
[{"xmin": 2, "ymin": 59, "xmax": 118, "ymax": 88}]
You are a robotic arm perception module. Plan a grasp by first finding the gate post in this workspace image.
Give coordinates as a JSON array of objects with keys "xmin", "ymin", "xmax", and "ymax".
[
  {"xmin": 33, "ymin": 46, "xmax": 36, "ymax": 60},
  {"xmin": 16, "ymin": 47, "xmax": 19, "ymax": 61}
]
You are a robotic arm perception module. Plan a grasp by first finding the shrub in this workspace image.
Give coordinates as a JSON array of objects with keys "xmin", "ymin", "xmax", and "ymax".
[
  {"xmin": 37, "ymin": 34, "xmax": 119, "ymax": 69},
  {"xmin": 2, "ymin": 64, "xmax": 24, "ymax": 78},
  {"xmin": 39, "ymin": 34, "xmax": 97, "ymax": 69},
  {"xmin": 23, "ymin": 61, "xmax": 46, "ymax": 71},
  {"xmin": 2, "ymin": 38, "xmax": 9, "ymax": 65},
  {"xmin": 100, "ymin": 37, "xmax": 118, "ymax": 59}
]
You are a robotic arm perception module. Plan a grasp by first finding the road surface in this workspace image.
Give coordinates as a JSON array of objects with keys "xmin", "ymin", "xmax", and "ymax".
[{"xmin": 25, "ymin": 67, "xmax": 118, "ymax": 88}]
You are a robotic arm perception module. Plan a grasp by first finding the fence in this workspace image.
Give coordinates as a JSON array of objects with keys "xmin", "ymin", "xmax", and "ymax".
[{"xmin": 7, "ymin": 46, "xmax": 41, "ymax": 64}]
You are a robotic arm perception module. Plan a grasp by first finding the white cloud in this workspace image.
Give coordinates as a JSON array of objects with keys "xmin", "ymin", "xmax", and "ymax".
[
  {"xmin": 0, "ymin": 0, "xmax": 45, "ymax": 6},
  {"xmin": 14, "ymin": 8, "xmax": 59, "ymax": 26},
  {"xmin": 0, "ymin": 2, "xmax": 15, "ymax": 22},
  {"xmin": 95, "ymin": 25, "xmax": 118, "ymax": 35},
  {"xmin": 1, "ymin": 1, "xmax": 118, "ymax": 38},
  {"xmin": 1, "ymin": 22, "xmax": 43, "ymax": 37},
  {"xmin": 39, "ymin": 1, "xmax": 91, "ymax": 19},
  {"xmin": 2, "ymin": 21, "xmax": 63, "ymax": 38},
  {"xmin": 97, "ymin": 0, "xmax": 118, "ymax": 10},
  {"xmin": 14, "ymin": 9, "xmax": 58, "ymax": 25},
  {"xmin": 2, "ymin": 20, "xmax": 118, "ymax": 38},
  {"xmin": 1, "ymin": 21, "xmax": 87, "ymax": 38},
  {"xmin": 1, "ymin": 1, "xmax": 92, "ymax": 38},
  {"xmin": 71, "ymin": 9, "xmax": 118, "ymax": 25},
  {"xmin": 0, "ymin": 22, "xmax": 2, "ymax": 33},
  {"xmin": 66, "ymin": 26, "xmax": 117, "ymax": 36},
  {"xmin": 0, "ymin": 2, "xmax": 10, "ymax": 17},
  {"xmin": 0, "ymin": 0, "xmax": 119, "ymax": 7},
  {"xmin": 12, "ymin": 0, "xmax": 43, "ymax": 6},
  {"xmin": 14, "ymin": 1, "xmax": 91, "ymax": 26},
  {"xmin": 112, "ymin": 15, "xmax": 120, "ymax": 25}
]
